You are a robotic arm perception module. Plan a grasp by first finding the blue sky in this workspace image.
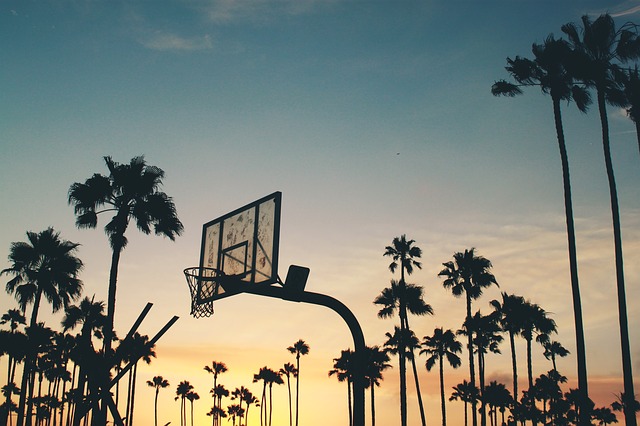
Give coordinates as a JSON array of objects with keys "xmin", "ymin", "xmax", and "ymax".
[{"xmin": 2, "ymin": 1, "xmax": 640, "ymax": 425}]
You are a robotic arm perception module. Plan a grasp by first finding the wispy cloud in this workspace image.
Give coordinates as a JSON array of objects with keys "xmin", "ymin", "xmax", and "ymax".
[
  {"xmin": 139, "ymin": 32, "xmax": 213, "ymax": 51},
  {"xmin": 611, "ymin": 4, "xmax": 640, "ymax": 17},
  {"xmin": 201, "ymin": 0, "xmax": 335, "ymax": 23}
]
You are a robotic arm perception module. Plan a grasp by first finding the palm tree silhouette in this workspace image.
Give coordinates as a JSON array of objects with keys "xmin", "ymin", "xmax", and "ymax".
[
  {"xmin": 210, "ymin": 384, "xmax": 229, "ymax": 426},
  {"xmin": 490, "ymin": 292, "xmax": 527, "ymax": 400},
  {"xmin": 61, "ymin": 296, "xmax": 106, "ymax": 426},
  {"xmin": 204, "ymin": 361, "xmax": 227, "ymax": 426},
  {"xmin": 616, "ymin": 65, "xmax": 640, "ymax": 155},
  {"xmin": 146, "ymin": 376, "xmax": 169, "ymax": 426},
  {"xmin": 226, "ymin": 403, "xmax": 244, "ymax": 426},
  {"xmin": 533, "ymin": 370, "xmax": 566, "ymax": 424},
  {"xmin": 185, "ymin": 391, "xmax": 199, "ymax": 426},
  {"xmin": 252, "ymin": 367, "xmax": 271, "ymax": 426},
  {"xmin": 328, "ymin": 349, "xmax": 355, "ymax": 426},
  {"xmin": 519, "ymin": 301, "xmax": 556, "ymax": 392},
  {"xmin": 482, "ymin": 381, "xmax": 512, "ymax": 426},
  {"xmin": 374, "ymin": 279, "xmax": 433, "ymax": 426},
  {"xmin": 1, "ymin": 309, "xmax": 26, "ymax": 426},
  {"xmin": 241, "ymin": 389, "xmax": 258, "ymax": 426},
  {"xmin": 278, "ymin": 363, "xmax": 297, "ymax": 426},
  {"xmin": 117, "ymin": 332, "xmax": 156, "ymax": 426},
  {"xmin": 68, "ymin": 156, "xmax": 184, "ymax": 357},
  {"xmin": 175, "ymin": 381, "xmax": 193, "ymax": 426},
  {"xmin": 462, "ymin": 311, "xmax": 503, "ymax": 426},
  {"xmin": 382, "ymin": 235, "xmax": 422, "ymax": 426},
  {"xmin": 543, "ymin": 340, "xmax": 569, "ymax": 372},
  {"xmin": 449, "ymin": 380, "xmax": 479, "ymax": 426},
  {"xmin": 439, "ymin": 248, "xmax": 497, "ymax": 426},
  {"xmin": 492, "ymin": 36, "xmax": 591, "ymax": 420},
  {"xmin": 2, "ymin": 228, "xmax": 83, "ymax": 426},
  {"xmin": 286, "ymin": 339, "xmax": 309, "ymax": 426},
  {"xmin": 562, "ymin": 16, "xmax": 640, "ymax": 426},
  {"xmin": 362, "ymin": 345, "xmax": 391, "ymax": 426},
  {"xmin": 421, "ymin": 327, "xmax": 462, "ymax": 426}
]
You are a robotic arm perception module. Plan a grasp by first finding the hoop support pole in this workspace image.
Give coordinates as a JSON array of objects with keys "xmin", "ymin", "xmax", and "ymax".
[{"xmin": 242, "ymin": 285, "xmax": 366, "ymax": 426}]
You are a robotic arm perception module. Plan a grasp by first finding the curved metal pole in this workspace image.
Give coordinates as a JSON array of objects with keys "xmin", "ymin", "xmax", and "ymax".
[{"xmin": 242, "ymin": 285, "xmax": 366, "ymax": 426}]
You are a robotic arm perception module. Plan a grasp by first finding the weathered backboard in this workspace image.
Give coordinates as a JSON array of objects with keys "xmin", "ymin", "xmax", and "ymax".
[{"xmin": 196, "ymin": 191, "xmax": 281, "ymax": 303}]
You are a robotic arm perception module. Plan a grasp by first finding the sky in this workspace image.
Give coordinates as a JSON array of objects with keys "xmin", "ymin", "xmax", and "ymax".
[{"xmin": 1, "ymin": 0, "xmax": 640, "ymax": 425}]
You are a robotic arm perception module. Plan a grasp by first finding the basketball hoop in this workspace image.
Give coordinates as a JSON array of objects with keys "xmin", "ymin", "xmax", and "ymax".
[{"xmin": 184, "ymin": 267, "xmax": 223, "ymax": 318}]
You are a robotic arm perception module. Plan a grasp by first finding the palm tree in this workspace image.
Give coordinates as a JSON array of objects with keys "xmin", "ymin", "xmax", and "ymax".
[
  {"xmin": 117, "ymin": 332, "xmax": 156, "ymax": 426},
  {"xmin": 2, "ymin": 228, "xmax": 83, "ymax": 426},
  {"xmin": 592, "ymin": 406, "xmax": 618, "ymax": 425},
  {"xmin": 362, "ymin": 346, "xmax": 391, "ymax": 426},
  {"xmin": 241, "ymin": 390, "xmax": 258, "ymax": 426},
  {"xmin": 439, "ymin": 248, "xmax": 497, "ymax": 426},
  {"xmin": 146, "ymin": 376, "xmax": 169, "ymax": 426},
  {"xmin": 210, "ymin": 385, "xmax": 229, "ymax": 426},
  {"xmin": 185, "ymin": 391, "xmax": 199, "ymax": 426},
  {"xmin": 206, "ymin": 406, "xmax": 226, "ymax": 426},
  {"xmin": 279, "ymin": 363, "xmax": 297, "ymax": 426},
  {"xmin": 449, "ymin": 380, "xmax": 479, "ymax": 426},
  {"xmin": 462, "ymin": 311, "xmax": 503, "ymax": 426},
  {"xmin": 482, "ymin": 381, "xmax": 512, "ymax": 426},
  {"xmin": 68, "ymin": 156, "xmax": 184, "ymax": 355},
  {"xmin": 204, "ymin": 361, "xmax": 227, "ymax": 425},
  {"xmin": 490, "ymin": 292, "xmax": 527, "ymax": 400},
  {"xmin": 252, "ymin": 368, "xmax": 270, "ymax": 426},
  {"xmin": 61, "ymin": 296, "xmax": 106, "ymax": 426},
  {"xmin": 543, "ymin": 340, "xmax": 569, "ymax": 372},
  {"xmin": 519, "ymin": 302, "xmax": 556, "ymax": 391},
  {"xmin": 562, "ymin": 16, "xmax": 640, "ymax": 426},
  {"xmin": 492, "ymin": 35, "xmax": 592, "ymax": 421},
  {"xmin": 226, "ymin": 404, "xmax": 244, "ymax": 426},
  {"xmin": 286, "ymin": 339, "xmax": 309, "ymax": 426},
  {"xmin": 329, "ymin": 349, "xmax": 355, "ymax": 426},
  {"xmin": 175, "ymin": 381, "xmax": 193, "ymax": 426},
  {"xmin": 374, "ymin": 279, "xmax": 432, "ymax": 426},
  {"xmin": 382, "ymin": 235, "xmax": 422, "ymax": 426},
  {"xmin": 421, "ymin": 328, "xmax": 462, "ymax": 426},
  {"xmin": 1, "ymin": 309, "xmax": 26, "ymax": 426}
]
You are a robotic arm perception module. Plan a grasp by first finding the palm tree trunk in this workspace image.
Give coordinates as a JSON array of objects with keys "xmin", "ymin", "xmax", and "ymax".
[
  {"xmin": 465, "ymin": 293, "xmax": 478, "ymax": 426},
  {"xmin": 463, "ymin": 401, "xmax": 468, "ymax": 426},
  {"xmin": 409, "ymin": 348, "xmax": 427, "ymax": 426},
  {"xmin": 295, "ymin": 356, "xmax": 300, "ymax": 426},
  {"xmin": 129, "ymin": 363, "xmax": 138, "ymax": 426},
  {"xmin": 635, "ymin": 118, "xmax": 640, "ymax": 157},
  {"xmin": 347, "ymin": 380, "xmax": 353, "ymax": 426},
  {"xmin": 154, "ymin": 388, "xmax": 159, "ymax": 426},
  {"xmin": 286, "ymin": 376, "xmax": 292, "ymax": 426},
  {"xmin": 552, "ymin": 95, "xmax": 590, "ymax": 426},
  {"xmin": 508, "ymin": 332, "xmax": 518, "ymax": 402},
  {"xmin": 439, "ymin": 358, "xmax": 446, "ymax": 426},
  {"xmin": 268, "ymin": 384, "xmax": 273, "ymax": 426},
  {"xmin": 399, "ymin": 269, "xmax": 408, "ymax": 426},
  {"xmin": 370, "ymin": 380, "xmax": 376, "ymax": 426},
  {"xmin": 596, "ymin": 89, "xmax": 636, "ymax": 426},
  {"xmin": 478, "ymin": 352, "xmax": 486, "ymax": 426}
]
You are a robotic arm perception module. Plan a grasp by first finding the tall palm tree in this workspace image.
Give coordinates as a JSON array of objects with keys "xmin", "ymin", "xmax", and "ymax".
[
  {"xmin": 146, "ymin": 376, "xmax": 169, "ymax": 426},
  {"xmin": 185, "ymin": 391, "xmax": 199, "ymax": 426},
  {"xmin": 562, "ymin": 16, "xmax": 640, "ymax": 426},
  {"xmin": 278, "ymin": 363, "xmax": 297, "ymax": 426},
  {"xmin": 519, "ymin": 302, "xmax": 556, "ymax": 391},
  {"xmin": 252, "ymin": 368, "xmax": 270, "ymax": 426},
  {"xmin": 449, "ymin": 380, "xmax": 479, "ymax": 426},
  {"xmin": 439, "ymin": 248, "xmax": 497, "ymax": 426},
  {"xmin": 116, "ymin": 332, "xmax": 156, "ymax": 426},
  {"xmin": 241, "ymin": 389, "xmax": 259, "ymax": 426},
  {"xmin": 286, "ymin": 339, "xmax": 309, "ymax": 426},
  {"xmin": 329, "ymin": 349, "xmax": 355, "ymax": 426},
  {"xmin": 421, "ymin": 328, "xmax": 462, "ymax": 426},
  {"xmin": 362, "ymin": 346, "xmax": 391, "ymax": 426},
  {"xmin": 2, "ymin": 228, "xmax": 83, "ymax": 426},
  {"xmin": 616, "ymin": 65, "xmax": 640, "ymax": 155},
  {"xmin": 68, "ymin": 156, "xmax": 184, "ymax": 355},
  {"xmin": 175, "ymin": 381, "xmax": 193, "ymax": 426},
  {"xmin": 492, "ymin": 34, "xmax": 592, "ymax": 418},
  {"xmin": 374, "ymin": 279, "xmax": 432, "ymax": 426},
  {"xmin": 490, "ymin": 292, "xmax": 527, "ymax": 400},
  {"xmin": 204, "ymin": 361, "xmax": 227, "ymax": 426},
  {"xmin": 382, "ymin": 235, "xmax": 422, "ymax": 426},
  {"xmin": 462, "ymin": 311, "xmax": 503, "ymax": 426},
  {"xmin": 210, "ymin": 385, "xmax": 229, "ymax": 426}
]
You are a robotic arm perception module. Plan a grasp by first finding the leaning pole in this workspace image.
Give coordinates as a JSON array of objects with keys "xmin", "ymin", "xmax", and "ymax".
[{"xmin": 243, "ymin": 285, "xmax": 367, "ymax": 426}]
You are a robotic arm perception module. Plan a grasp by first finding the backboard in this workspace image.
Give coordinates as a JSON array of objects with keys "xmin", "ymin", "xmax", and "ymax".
[{"xmin": 194, "ymin": 191, "xmax": 281, "ymax": 305}]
